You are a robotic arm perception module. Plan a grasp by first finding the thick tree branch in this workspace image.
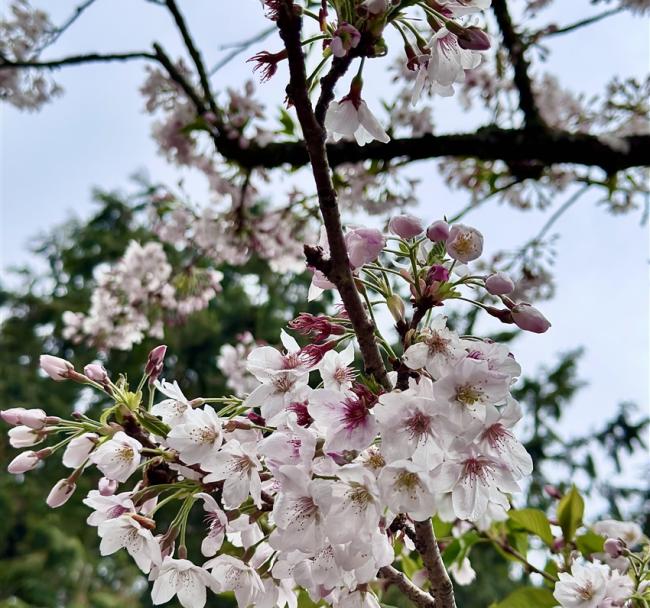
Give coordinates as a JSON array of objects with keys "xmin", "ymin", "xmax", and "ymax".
[
  {"xmin": 276, "ymin": 0, "xmax": 391, "ymax": 390},
  {"xmin": 413, "ymin": 520, "xmax": 456, "ymax": 608},
  {"xmin": 379, "ymin": 566, "xmax": 436, "ymax": 608},
  {"xmin": 214, "ymin": 127, "xmax": 650, "ymax": 173},
  {"xmin": 492, "ymin": 0, "xmax": 544, "ymax": 128},
  {"xmin": 314, "ymin": 55, "xmax": 353, "ymax": 126}
]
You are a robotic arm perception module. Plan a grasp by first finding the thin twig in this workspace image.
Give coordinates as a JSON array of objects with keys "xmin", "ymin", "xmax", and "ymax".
[
  {"xmin": 534, "ymin": 7, "xmax": 624, "ymax": 39},
  {"xmin": 210, "ymin": 26, "xmax": 277, "ymax": 75},
  {"xmin": 0, "ymin": 51, "xmax": 156, "ymax": 69},
  {"xmin": 35, "ymin": 0, "xmax": 98, "ymax": 54},
  {"xmin": 163, "ymin": 0, "xmax": 219, "ymax": 117},
  {"xmin": 492, "ymin": 0, "xmax": 544, "ymax": 129},
  {"xmin": 152, "ymin": 43, "xmax": 206, "ymax": 113}
]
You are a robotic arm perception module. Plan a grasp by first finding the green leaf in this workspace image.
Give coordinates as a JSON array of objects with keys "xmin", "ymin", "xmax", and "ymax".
[
  {"xmin": 136, "ymin": 410, "xmax": 171, "ymax": 438},
  {"xmin": 509, "ymin": 508, "xmax": 554, "ymax": 546},
  {"xmin": 490, "ymin": 587, "xmax": 557, "ymax": 608},
  {"xmin": 576, "ymin": 530, "xmax": 605, "ymax": 556},
  {"xmin": 557, "ymin": 485, "xmax": 584, "ymax": 541},
  {"xmin": 278, "ymin": 108, "xmax": 295, "ymax": 136},
  {"xmin": 401, "ymin": 553, "xmax": 420, "ymax": 579},
  {"xmin": 432, "ymin": 516, "xmax": 454, "ymax": 539}
]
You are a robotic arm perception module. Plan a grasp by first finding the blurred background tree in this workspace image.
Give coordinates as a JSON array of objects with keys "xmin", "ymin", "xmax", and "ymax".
[{"xmin": 1, "ymin": 185, "xmax": 647, "ymax": 608}]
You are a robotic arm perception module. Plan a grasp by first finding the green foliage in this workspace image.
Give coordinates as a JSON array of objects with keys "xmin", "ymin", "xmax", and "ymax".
[
  {"xmin": 557, "ymin": 486, "xmax": 585, "ymax": 543},
  {"xmin": 489, "ymin": 586, "xmax": 556, "ymax": 608},
  {"xmin": 508, "ymin": 509, "xmax": 554, "ymax": 547}
]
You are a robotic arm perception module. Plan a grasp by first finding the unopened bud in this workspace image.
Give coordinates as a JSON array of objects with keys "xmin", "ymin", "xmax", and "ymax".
[
  {"xmin": 46, "ymin": 478, "xmax": 76, "ymax": 508},
  {"xmin": 98, "ymin": 477, "xmax": 118, "ymax": 496},
  {"xmin": 84, "ymin": 363, "xmax": 108, "ymax": 384},
  {"xmin": 604, "ymin": 537, "xmax": 626, "ymax": 558},
  {"xmin": 544, "ymin": 484, "xmax": 562, "ymax": 499},
  {"xmin": 485, "ymin": 306, "xmax": 514, "ymax": 324},
  {"xmin": 131, "ymin": 513, "xmax": 157, "ymax": 530},
  {"xmin": 40, "ymin": 355, "xmax": 74, "ymax": 381},
  {"xmin": 247, "ymin": 411, "xmax": 266, "ymax": 426},
  {"xmin": 485, "ymin": 272, "xmax": 515, "ymax": 295},
  {"xmin": 511, "ymin": 303, "xmax": 551, "ymax": 333},
  {"xmin": 8, "ymin": 450, "xmax": 41, "ymax": 474},
  {"xmin": 1, "ymin": 407, "xmax": 26, "ymax": 426},
  {"xmin": 389, "ymin": 214, "xmax": 424, "ymax": 239},
  {"xmin": 145, "ymin": 345, "xmax": 167, "ymax": 382},
  {"xmin": 426, "ymin": 220, "xmax": 450, "ymax": 242},
  {"xmin": 19, "ymin": 408, "xmax": 47, "ymax": 430},
  {"xmin": 427, "ymin": 265, "xmax": 450, "ymax": 283},
  {"xmin": 456, "ymin": 26, "xmax": 491, "ymax": 51}
]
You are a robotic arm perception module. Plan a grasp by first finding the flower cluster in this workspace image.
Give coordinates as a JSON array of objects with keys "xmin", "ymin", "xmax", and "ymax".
[
  {"xmin": 0, "ymin": 0, "xmax": 62, "ymax": 110},
  {"xmin": 62, "ymin": 240, "xmax": 223, "ymax": 350},
  {"xmin": 3, "ymin": 214, "xmax": 557, "ymax": 608}
]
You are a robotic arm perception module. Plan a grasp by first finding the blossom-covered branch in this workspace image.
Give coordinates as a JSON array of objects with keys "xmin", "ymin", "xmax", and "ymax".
[{"xmin": 275, "ymin": 0, "xmax": 391, "ymax": 390}]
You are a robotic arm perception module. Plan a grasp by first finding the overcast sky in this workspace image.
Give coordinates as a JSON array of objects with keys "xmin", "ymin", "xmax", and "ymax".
[{"xmin": 1, "ymin": 1, "xmax": 648, "ymax": 490}]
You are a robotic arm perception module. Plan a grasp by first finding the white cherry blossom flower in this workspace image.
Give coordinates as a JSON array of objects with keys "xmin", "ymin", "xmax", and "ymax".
[
  {"xmin": 166, "ymin": 405, "xmax": 223, "ymax": 465},
  {"xmin": 430, "ymin": 442, "xmax": 520, "ymax": 521},
  {"xmin": 62, "ymin": 432, "xmax": 98, "ymax": 468},
  {"xmin": 318, "ymin": 342, "xmax": 356, "ymax": 391},
  {"xmin": 402, "ymin": 316, "xmax": 464, "ymax": 378},
  {"xmin": 377, "ymin": 459, "xmax": 437, "ymax": 521},
  {"xmin": 204, "ymin": 555, "xmax": 264, "ymax": 608},
  {"xmin": 152, "ymin": 379, "xmax": 193, "ymax": 425},
  {"xmin": 320, "ymin": 464, "xmax": 382, "ymax": 545},
  {"xmin": 195, "ymin": 492, "xmax": 228, "ymax": 557},
  {"xmin": 433, "ymin": 358, "xmax": 510, "ymax": 425},
  {"xmin": 375, "ymin": 376, "xmax": 447, "ymax": 462},
  {"xmin": 308, "ymin": 386, "xmax": 379, "ymax": 452},
  {"xmin": 325, "ymin": 97, "xmax": 390, "ymax": 146},
  {"xmin": 89, "ymin": 431, "xmax": 142, "ymax": 483},
  {"xmin": 553, "ymin": 561, "xmax": 609, "ymax": 608},
  {"xmin": 202, "ymin": 439, "xmax": 263, "ymax": 509},
  {"xmin": 270, "ymin": 465, "xmax": 331, "ymax": 553},
  {"xmin": 98, "ymin": 514, "xmax": 162, "ymax": 573},
  {"xmin": 151, "ymin": 557, "xmax": 220, "ymax": 608},
  {"xmin": 83, "ymin": 489, "xmax": 135, "ymax": 526}
]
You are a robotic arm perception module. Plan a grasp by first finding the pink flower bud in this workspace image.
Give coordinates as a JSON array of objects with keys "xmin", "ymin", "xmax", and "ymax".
[
  {"xmin": 345, "ymin": 228, "xmax": 385, "ymax": 269},
  {"xmin": 446, "ymin": 224, "xmax": 484, "ymax": 263},
  {"xmin": 544, "ymin": 484, "xmax": 562, "ymax": 499},
  {"xmin": 511, "ymin": 303, "xmax": 551, "ymax": 333},
  {"xmin": 1, "ymin": 407, "xmax": 27, "ymax": 426},
  {"xmin": 388, "ymin": 214, "xmax": 424, "ymax": 239},
  {"xmin": 8, "ymin": 425, "xmax": 43, "ymax": 448},
  {"xmin": 604, "ymin": 537, "xmax": 626, "ymax": 558},
  {"xmin": 40, "ymin": 355, "xmax": 74, "ymax": 381},
  {"xmin": 485, "ymin": 272, "xmax": 515, "ymax": 295},
  {"xmin": 330, "ymin": 22, "xmax": 361, "ymax": 58},
  {"xmin": 145, "ymin": 345, "xmax": 167, "ymax": 381},
  {"xmin": 247, "ymin": 411, "xmax": 266, "ymax": 426},
  {"xmin": 457, "ymin": 27, "xmax": 491, "ymax": 51},
  {"xmin": 8, "ymin": 450, "xmax": 40, "ymax": 474},
  {"xmin": 84, "ymin": 363, "xmax": 108, "ymax": 384},
  {"xmin": 46, "ymin": 479, "xmax": 76, "ymax": 508},
  {"xmin": 426, "ymin": 220, "xmax": 450, "ymax": 242},
  {"xmin": 98, "ymin": 477, "xmax": 118, "ymax": 496},
  {"xmin": 19, "ymin": 408, "xmax": 47, "ymax": 430},
  {"xmin": 427, "ymin": 265, "xmax": 450, "ymax": 283}
]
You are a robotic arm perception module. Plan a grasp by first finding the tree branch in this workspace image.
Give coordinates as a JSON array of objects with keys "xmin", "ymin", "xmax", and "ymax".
[
  {"xmin": 0, "ymin": 51, "xmax": 156, "ymax": 70},
  {"xmin": 492, "ymin": 0, "xmax": 544, "ymax": 129},
  {"xmin": 413, "ymin": 520, "xmax": 456, "ymax": 608},
  {"xmin": 163, "ymin": 0, "xmax": 219, "ymax": 117},
  {"xmin": 314, "ymin": 55, "xmax": 353, "ymax": 126},
  {"xmin": 533, "ymin": 7, "xmax": 624, "ymax": 40},
  {"xmin": 214, "ymin": 127, "xmax": 650, "ymax": 173},
  {"xmin": 379, "ymin": 566, "xmax": 436, "ymax": 608},
  {"xmin": 275, "ymin": 0, "xmax": 391, "ymax": 390}
]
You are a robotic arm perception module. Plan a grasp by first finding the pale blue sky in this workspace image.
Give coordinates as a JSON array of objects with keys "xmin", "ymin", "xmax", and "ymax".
[{"xmin": 1, "ymin": 1, "xmax": 648, "ymax": 490}]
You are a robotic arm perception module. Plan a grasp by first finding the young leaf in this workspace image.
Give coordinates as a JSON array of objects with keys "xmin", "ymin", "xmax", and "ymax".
[
  {"xmin": 557, "ymin": 485, "xmax": 584, "ymax": 542},
  {"xmin": 509, "ymin": 508, "xmax": 554, "ymax": 546},
  {"xmin": 490, "ymin": 587, "xmax": 557, "ymax": 608}
]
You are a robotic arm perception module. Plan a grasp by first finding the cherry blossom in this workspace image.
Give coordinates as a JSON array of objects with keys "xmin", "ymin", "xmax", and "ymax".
[
  {"xmin": 98, "ymin": 514, "xmax": 162, "ymax": 573},
  {"xmin": 89, "ymin": 431, "xmax": 143, "ymax": 483},
  {"xmin": 151, "ymin": 557, "xmax": 220, "ymax": 608}
]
